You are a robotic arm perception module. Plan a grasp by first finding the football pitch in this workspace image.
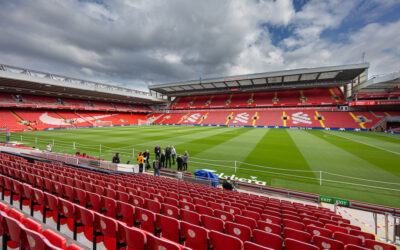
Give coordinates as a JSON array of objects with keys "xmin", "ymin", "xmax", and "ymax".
[{"xmin": 10, "ymin": 125, "xmax": 400, "ymax": 208}]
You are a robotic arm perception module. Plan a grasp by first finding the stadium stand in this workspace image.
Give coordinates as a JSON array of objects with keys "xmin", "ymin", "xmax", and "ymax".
[
  {"xmin": 0, "ymin": 152, "xmax": 396, "ymax": 250},
  {"xmin": 168, "ymin": 87, "xmax": 344, "ymax": 109}
]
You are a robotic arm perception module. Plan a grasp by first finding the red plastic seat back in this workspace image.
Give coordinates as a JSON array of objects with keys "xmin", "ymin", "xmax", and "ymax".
[
  {"xmin": 42, "ymin": 229, "xmax": 67, "ymax": 250},
  {"xmin": 209, "ymin": 230, "xmax": 243, "ymax": 250},
  {"xmin": 364, "ymin": 239, "xmax": 396, "ymax": 250},
  {"xmin": 180, "ymin": 209, "xmax": 200, "ymax": 225},
  {"xmin": 225, "ymin": 221, "xmax": 251, "ymax": 242},
  {"xmin": 283, "ymin": 227, "xmax": 312, "ymax": 243},
  {"xmin": 146, "ymin": 233, "xmax": 181, "ymax": 250},
  {"xmin": 181, "ymin": 221, "xmax": 209, "ymax": 250},
  {"xmin": 313, "ymin": 235, "xmax": 344, "ymax": 250},
  {"xmin": 201, "ymin": 214, "xmax": 224, "ymax": 232},
  {"xmin": 252, "ymin": 229, "xmax": 282, "ymax": 250},
  {"xmin": 117, "ymin": 222, "xmax": 146, "ymax": 250},
  {"xmin": 284, "ymin": 238, "xmax": 318, "ymax": 250}
]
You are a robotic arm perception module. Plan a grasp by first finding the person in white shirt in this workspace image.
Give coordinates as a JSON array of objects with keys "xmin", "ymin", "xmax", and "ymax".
[
  {"xmin": 171, "ymin": 146, "xmax": 177, "ymax": 165},
  {"xmin": 46, "ymin": 143, "xmax": 52, "ymax": 152}
]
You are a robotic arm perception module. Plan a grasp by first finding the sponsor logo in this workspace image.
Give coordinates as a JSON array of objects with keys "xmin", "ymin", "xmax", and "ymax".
[
  {"xmin": 233, "ymin": 112, "xmax": 249, "ymax": 124},
  {"xmin": 291, "ymin": 112, "xmax": 312, "ymax": 124},
  {"xmin": 202, "ymin": 169, "xmax": 267, "ymax": 186}
]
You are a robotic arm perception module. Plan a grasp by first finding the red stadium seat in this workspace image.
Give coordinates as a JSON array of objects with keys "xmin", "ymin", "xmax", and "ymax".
[
  {"xmin": 180, "ymin": 208, "xmax": 200, "ymax": 225},
  {"xmin": 42, "ymin": 229, "xmax": 67, "ymax": 250},
  {"xmin": 260, "ymin": 214, "xmax": 281, "ymax": 225},
  {"xmin": 116, "ymin": 201, "xmax": 135, "ymax": 227},
  {"xmin": 303, "ymin": 218, "xmax": 324, "ymax": 228},
  {"xmin": 225, "ymin": 221, "xmax": 252, "ymax": 242},
  {"xmin": 180, "ymin": 221, "xmax": 209, "ymax": 250},
  {"xmin": 24, "ymin": 228, "xmax": 63, "ymax": 250},
  {"xmin": 214, "ymin": 209, "xmax": 234, "ymax": 222},
  {"xmin": 86, "ymin": 192, "xmax": 101, "ymax": 212},
  {"xmin": 201, "ymin": 214, "xmax": 224, "ymax": 232},
  {"xmin": 57, "ymin": 198, "xmax": 75, "ymax": 231},
  {"xmin": 43, "ymin": 192, "xmax": 59, "ymax": 223},
  {"xmin": 146, "ymin": 233, "xmax": 182, "ymax": 250},
  {"xmin": 349, "ymin": 229, "xmax": 375, "ymax": 243},
  {"xmin": 117, "ymin": 221, "xmax": 146, "ymax": 250},
  {"xmin": 179, "ymin": 201, "xmax": 195, "ymax": 211},
  {"xmin": 224, "ymin": 205, "xmax": 241, "ymax": 216},
  {"xmin": 325, "ymin": 224, "xmax": 348, "ymax": 234},
  {"xmin": 313, "ymin": 235, "xmax": 344, "ymax": 250},
  {"xmin": 196, "ymin": 204, "xmax": 214, "ymax": 216},
  {"xmin": 306, "ymin": 224, "xmax": 332, "ymax": 238},
  {"xmin": 283, "ymin": 218, "xmax": 305, "ymax": 231},
  {"xmin": 131, "ymin": 194, "xmax": 145, "ymax": 207},
  {"xmin": 209, "ymin": 230, "xmax": 243, "ymax": 250},
  {"xmin": 100, "ymin": 195, "xmax": 116, "ymax": 217},
  {"xmin": 364, "ymin": 239, "xmax": 396, "ymax": 250},
  {"xmin": 161, "ymin": 203, "xmax": 180, "ymax": 219},
  {"xmin": 235, "ymin": 215, "xmax": 257, "ymax": 230},
  {"xmin": 242, "ymin": 210, "xmax": 261, "ymax": 221},
  {"xmin": 334, "ymin": 232, "xmax": 363, "ymax": 246},
  {"xmin": 344, "ymin": 245, "xmax": 368, "ymax": 250},
  {"xmin": 244, "ymin": 241, "xmax": 273, "ymax": 250},
  {"xmin": 94, "ymin": 213, "xmax": 118, "ymax": 250},
  {"xmin": 252, "ymin": 229, "xmax": 282, "ymax": 250},
  {"xmin": 145, "ymin": 198, "xmax": 162, "ymax": 213},
  {"xmin": 284, "ymin": 238, "xmax": 318, "ymax": 250},
  {"xmin": 136, "ymin": 207, "xmax": 156, "ymax": 234},
  {"xmin": 257, "ymin": 220, "xmax": 281, "ymax": 235},
  {"xmin": 2, "ymin": 211, "xmax": 24, "ymax": 248},
  {"xmin": 283, "ymin": 227, "xmax": 312, "ymax": 243},
  {"xmin": 73, "ymin": 205, "xmax": 95, "ymax": 241},
  {"xmin": 156, "ymin": 214, "xmax": 181, "ymax": 243}
]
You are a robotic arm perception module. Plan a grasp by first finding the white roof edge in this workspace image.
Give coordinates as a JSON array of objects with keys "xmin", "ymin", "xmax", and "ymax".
[{"xmin": 0, "ymin": 65, "xmax": 161, "ymax": 102}]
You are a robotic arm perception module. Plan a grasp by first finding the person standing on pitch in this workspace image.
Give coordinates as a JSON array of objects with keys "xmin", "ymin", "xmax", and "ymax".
[
  {"xmin": 171, "ymin": 146, "xmax": 176, "ymax": 165},
  {"xmin": 137, "ymin": 152, "xmax": 144, "ymax": 173},
  {"xmin": 165, "ymin": 145, "xmax": 171, "ymax": 168},
  {"xmin": 160, "ymin": 150, "xmax": 166, "ymax": 168},
  {"xmin": 183, "ymin": 151, "xmax": 189, "ymax": 171},
  {"xmin": 46, "ymin": 143, "xmax": 52, "ymax": 152},
  {"xmin": 143, "ymin": 149, "xmax": 150, "ymax": 164},
  {"xmin": 177, "ymin": 154, "xmax": 183, "ymax": 171},
  {"xmin": 153, "ymin": 156, "xmax": 160, "ymax": 176},
  {"xmin": 6, "ymin": 131, "xmax": 10, "ymax": 142},
  {"xmin": 154, "ymin": 145, "xmax": 161, "ymax": 159},
  {"xmin": 112, "ymin": 152, "xmax": 120, "ymax": 163}
]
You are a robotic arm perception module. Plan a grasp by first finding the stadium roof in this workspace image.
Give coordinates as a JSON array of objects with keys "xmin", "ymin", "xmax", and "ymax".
[
  {"xmin": 354, "ymin": 71, "xmax": 400, "ymax": 93},
  {"xmin": 150, "ymin": 63, "xmax": 369, "ymax": 97},
  {"xmin": 0, "ymin": 64, "xmax": 164, "ymax": 104}
]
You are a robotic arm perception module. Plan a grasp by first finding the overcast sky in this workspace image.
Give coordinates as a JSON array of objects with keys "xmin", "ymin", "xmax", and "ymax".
[{"xmin": 0, "ymin": 0, "xmax": 399, "ymax": 91}]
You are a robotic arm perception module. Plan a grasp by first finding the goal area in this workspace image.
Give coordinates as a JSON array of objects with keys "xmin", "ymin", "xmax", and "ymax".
[{"xmin": 138, "ymin": 119, "xmax": 152, "ymax": 126}]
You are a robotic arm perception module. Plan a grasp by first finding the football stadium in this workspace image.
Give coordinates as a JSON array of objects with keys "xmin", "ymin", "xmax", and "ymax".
[{"xmin": 0, "ymin": 1, "xmax": 400, "ymax": 250}]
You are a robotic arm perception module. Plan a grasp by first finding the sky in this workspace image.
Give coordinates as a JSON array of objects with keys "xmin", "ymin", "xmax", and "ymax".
[{"xmin": 0, "ymin": 0, "xmax": 399, "ymax": 91}]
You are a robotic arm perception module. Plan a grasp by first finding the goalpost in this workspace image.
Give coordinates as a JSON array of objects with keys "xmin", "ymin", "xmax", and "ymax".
[
  {"xmin": 93, "ymin": 120, "xmax": 113, "ymax": 127},
  {"xmin": 138, "ymin": 119, "xmax": 152, "ymax": 126}
]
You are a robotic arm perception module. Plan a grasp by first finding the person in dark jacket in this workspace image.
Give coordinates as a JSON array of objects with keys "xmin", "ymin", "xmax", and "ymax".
[
  {"xmin": 112, "ymin": 152, "xmax": 120, "ymax": 163},
  {"xmin": 222, "ymin": 177, "xmax": 234, "ymax": 191},
  {"xmin": 165, "ymin": 145, "xmax": 171, "ymax": 168},
  {"xmin": 154, "ymin": 145, "xmax": 161, "ymax": 158},
  {"xmin": 176, "ymin": 154, "xmax": 183, "ymax": 171},
  {"xmin": 160, "ymin": 150, "xmax": 166, "ymax": 168},
  {"xmin": 153, "ymin": 157, "xmax": 160, "ymax": 176},
  {"xmin": 143, "ymin": 149, "xmax": 150, "ymax": 164}
]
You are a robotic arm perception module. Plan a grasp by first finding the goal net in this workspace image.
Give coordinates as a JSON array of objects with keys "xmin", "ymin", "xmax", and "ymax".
[
  {"xmin": 93, "ymin": 120, "xmax": 113, "ymax": 127},
  {"xmin": 138, "ymin": 119, "xmax": 152, "ymax": 126}
]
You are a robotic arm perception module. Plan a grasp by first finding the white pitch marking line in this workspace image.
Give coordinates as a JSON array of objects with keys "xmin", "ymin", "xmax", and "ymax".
[{"xmin": 324, "ymin": 131, "xmax": 400, "ymax": 156}]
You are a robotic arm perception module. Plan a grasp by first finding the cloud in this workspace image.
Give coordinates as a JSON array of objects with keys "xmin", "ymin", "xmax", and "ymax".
[{"xmin": 0, "ymin": 0, "xmax": 399, "ymax": 89}]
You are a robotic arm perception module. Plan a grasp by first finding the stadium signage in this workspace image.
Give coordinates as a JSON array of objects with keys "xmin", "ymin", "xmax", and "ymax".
[
  {"xmin": 319, "ymin": 196, "xmax": 333, "ymax": 204},
  {"xmin": 217, "ymin": 172, "xmax": 267, "ymax": 186},
  {"xmin": 334, "ymin": 198, "xmax": 350, "ymax": 207}
]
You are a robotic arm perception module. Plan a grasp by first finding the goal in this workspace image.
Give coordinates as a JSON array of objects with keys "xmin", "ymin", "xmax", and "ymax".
[
  {"xmin": 93, "ymin": 120, "xmax": 113, "ymax": 127},
  {"xmin": 138, "ymin": 119, "xmax": 152, "ymax": 126}
]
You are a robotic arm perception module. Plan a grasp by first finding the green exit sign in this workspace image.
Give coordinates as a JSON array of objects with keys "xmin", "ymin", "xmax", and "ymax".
[
  {"xmin": 319, "ymin": 196, "xmax": 333, "ymax": 204},
  {"xmin": 334, "ymin": 198, "xmax": 350, "ymax": 207}
]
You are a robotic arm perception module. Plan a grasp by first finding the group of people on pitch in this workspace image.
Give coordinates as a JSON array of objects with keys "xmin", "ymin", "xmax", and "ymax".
[{"xmin": 135, "ymin": 145, "xmax": 189, "ymax": 176}]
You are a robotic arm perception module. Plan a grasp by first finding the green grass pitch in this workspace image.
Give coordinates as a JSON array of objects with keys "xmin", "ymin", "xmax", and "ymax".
[{"xmin": 9, "ymin": 125, "xmax": 400, "ymax": 208}]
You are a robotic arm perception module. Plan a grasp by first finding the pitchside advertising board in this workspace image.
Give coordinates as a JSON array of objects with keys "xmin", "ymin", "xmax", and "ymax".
[
  {"xmin": 203, "ymin": 169, "xmax": 267, "ymax": 186},
  {"xmin": 319, "ymin": 196, "xmax": 350, "ymax": 207}
]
